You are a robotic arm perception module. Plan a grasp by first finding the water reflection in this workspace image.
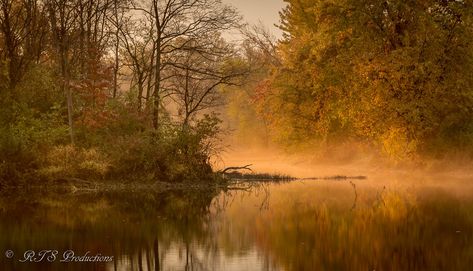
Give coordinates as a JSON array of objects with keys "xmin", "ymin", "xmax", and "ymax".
[{"xmin": 1, "ymin": 178, "xmax": 473, "ymax": 270}]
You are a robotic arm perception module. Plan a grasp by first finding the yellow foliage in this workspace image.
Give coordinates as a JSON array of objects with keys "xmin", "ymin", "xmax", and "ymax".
[
  {"xmin": 249, "ymin": 0, "xmax": 473, "ymax": 160},
  {"xmin": 381, "ymin": 127, "xmax": 419, "ymax": 161},
  {"xmin": 39, "ymin": 145, "xmax": 109, "ymax": 180}
]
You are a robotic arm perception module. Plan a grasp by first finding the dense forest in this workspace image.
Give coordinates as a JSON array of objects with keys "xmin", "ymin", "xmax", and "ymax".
[
  {"xmin": 1, "ymin": 0, "xmax": 473, "ymax": 186},
  {"xmin": 228, "ymin": 0, "xmax": 473, "ymax": 162}
]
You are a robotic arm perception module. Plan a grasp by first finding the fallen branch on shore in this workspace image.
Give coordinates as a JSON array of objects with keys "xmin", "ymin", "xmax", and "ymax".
[{"xmin": 219, "ymin": 164, "xmax": 253, "ymax": 174}]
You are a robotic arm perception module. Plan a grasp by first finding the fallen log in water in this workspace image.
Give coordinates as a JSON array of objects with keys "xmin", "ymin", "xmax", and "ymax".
[
  {"xmin": 301, "ymin": 175, "xmax": 367, "ymax": 181},
  {"xmin": 223, "ymin": 171, "xmax": 296, "ymax": 181}
]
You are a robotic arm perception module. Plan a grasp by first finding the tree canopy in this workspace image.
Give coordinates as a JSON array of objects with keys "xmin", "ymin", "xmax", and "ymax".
[{"xmin": 252, "ymin": 0, "xmax": 473, "ymax": 159}]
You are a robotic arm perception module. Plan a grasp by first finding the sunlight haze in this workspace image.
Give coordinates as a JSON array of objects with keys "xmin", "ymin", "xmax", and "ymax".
[{"xmin": 223, "ymin": 0, "xmax": 286, "ymax": 37}]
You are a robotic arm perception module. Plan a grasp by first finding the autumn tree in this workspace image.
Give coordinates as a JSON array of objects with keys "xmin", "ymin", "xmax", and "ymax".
[
  {"xmin": 130, "ymin": 0, "xmax": 241, "ymax": 129},
  {"xmin": 166, "ymin": 35, "xmax": 244, "ymax": 128},
  {"xmin": 45, "ymin": 0, "xmax": 80, "ymax": 144},
  {"xmin": 46, "ymin": 0, "xmax": 118, "ymax": 143},
  {"xmin": 119, "ymin": 12, "xmax": 155, "ymax": 111},
  {"xmin": 258, "ymin": 0, "xmax": 473, "ymax": 158},
  {"xmin": 0, "ymin": 0, "xmax": 48, "ymax": 92}
]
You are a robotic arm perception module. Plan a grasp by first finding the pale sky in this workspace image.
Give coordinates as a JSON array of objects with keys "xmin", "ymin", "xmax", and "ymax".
[{"xmin": 223, "ymin": 0, "xmax": 286, "ymax": 37}]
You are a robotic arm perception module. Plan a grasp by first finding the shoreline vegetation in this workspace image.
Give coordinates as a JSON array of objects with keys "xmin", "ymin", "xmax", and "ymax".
[
  {"xmin": 0, "ymin": 165, "xmax": 369, "ymax": 192},
  {"xmin": 2, "ymin": 0, "xmax": 473, "ymax": 189}
]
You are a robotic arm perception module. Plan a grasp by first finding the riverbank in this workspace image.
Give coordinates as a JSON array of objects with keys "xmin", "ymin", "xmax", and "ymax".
[{"xmin": 0, "ymin": 176, "xmax": 229, "ymax": 193}]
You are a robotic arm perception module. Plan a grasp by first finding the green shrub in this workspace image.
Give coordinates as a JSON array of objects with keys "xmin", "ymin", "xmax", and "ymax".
[
  {"xmin": 0, "ymin": 103, "xmax": 68, "ymax": 185},
  {"xmin": 38, "ymin": 145, "xmax": 109, "ymax": 180},
  {"xmin": 106, "ymin": 115, "xmax": 221, "ymax": 183}
]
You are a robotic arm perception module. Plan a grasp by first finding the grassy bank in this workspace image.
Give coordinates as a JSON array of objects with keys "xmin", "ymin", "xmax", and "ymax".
[{"xmin": 0, "ymin": 101, "xmax": 222, "ymax": 188}]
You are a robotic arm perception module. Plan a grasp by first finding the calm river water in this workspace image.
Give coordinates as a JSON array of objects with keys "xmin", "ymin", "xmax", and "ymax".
[{"xmin": 1, "ymin": 175, "xmax": 473, "ymax": 270}]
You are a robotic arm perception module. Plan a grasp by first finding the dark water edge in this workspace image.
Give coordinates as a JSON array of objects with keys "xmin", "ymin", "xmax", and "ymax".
[
  {"xmin": 0, "ymin": 183, "xmax": 222, "ymax": 271},
  {"xmin": 1, "ymin": 177, "xmax": 473, "ymax": 271}
]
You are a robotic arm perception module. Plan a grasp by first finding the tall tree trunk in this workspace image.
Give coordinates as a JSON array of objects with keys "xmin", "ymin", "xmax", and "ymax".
[
  {"xmin": 146, "ymin": 42, "xmax": 155, "ymax": 106},
  {"xmin": 112, "ymin": 0, "xmax": 119, "ymax": 98},
  {"xmin": 152, "ymin": 0, "xmax": 161, "ymax": 130},
  {"xmin": 138, "ymin": 75, "xmax": 144, "ymax": 111},
  {"xmin": 153, "ymin": 37, "xmax": 161, "ymax": 130},
  {"xmin": 61, "ymin": 47, "xmax": 74, "ymax": 145}
]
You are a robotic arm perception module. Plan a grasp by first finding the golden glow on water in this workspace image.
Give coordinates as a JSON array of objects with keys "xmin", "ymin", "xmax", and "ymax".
[
  {"xmin": 218, "ymin": 179, "xmax": 473, "ymax": 270},
  {"xmin": 1, "ymin": 175, "xmax": 473, "ymax": 270}
]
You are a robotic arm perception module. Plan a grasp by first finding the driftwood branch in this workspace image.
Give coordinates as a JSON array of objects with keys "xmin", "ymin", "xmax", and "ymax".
[{"xmin": 220, "ymin": 164, "xmax": 253, "ymax": 174}]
